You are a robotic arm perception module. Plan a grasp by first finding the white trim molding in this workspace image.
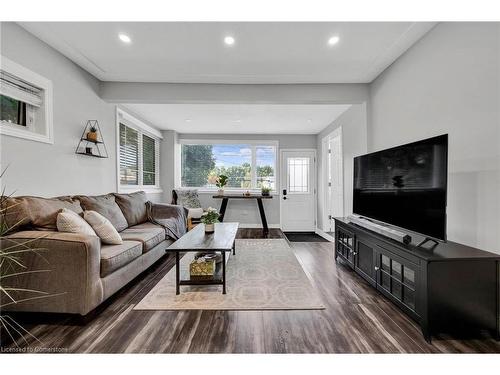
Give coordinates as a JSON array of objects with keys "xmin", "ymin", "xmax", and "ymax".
[
  {"xmin": 315, "ymin": 227, "xmax": 334, "ymax": 242},
  {"xmin": 0, "ymin": 56, "xmax": 53, "ymax": 144},
  {"xmin": 117, "ymin": 107, "xmax": 163, "ymax": 140}
]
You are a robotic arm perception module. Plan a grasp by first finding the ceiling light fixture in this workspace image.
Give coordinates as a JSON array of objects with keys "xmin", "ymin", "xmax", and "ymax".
[
  {"xmin": 118, "ymin": 33, "xmax": 132, "ymax": 43},
  {"xmin": 224, "ymin": 36, "xmax": 235, "ymax": 46},
  {"xmin": 328, "ymin": 35, "xmax": 340, "ymax": 46},
  {"xmin": 234, "ymin": 119, "xmax": 241, "ymax": 123},
  {"xmin": 185, "ymin": 119, "xmax": 192, "ymax": 122}
]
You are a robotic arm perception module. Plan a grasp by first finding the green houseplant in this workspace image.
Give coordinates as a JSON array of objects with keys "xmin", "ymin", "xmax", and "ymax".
[
  {"xmin": 200, "ymin": 207, "xmax": 219, "ymax": 233},
  {"xmin": 0, "ymin": 168, "xmax": 58, "ymax": 348},
  {"xmin": 215, "ymin": 174, "xmax": 228, "ymax": 195},
  {"xmin": 261, "ymin": 186, "xmax": 271, "ymax": 196}
]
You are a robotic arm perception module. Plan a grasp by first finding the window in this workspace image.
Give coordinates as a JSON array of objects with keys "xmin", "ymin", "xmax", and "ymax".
[
  {"xmin": 179, "ymin": 141, "xmax": 277, "ymax": 191},
  {"xmin": 288, "ymin": 157, "xmax": 309, "ymax": 193},
  {"xmin": 119, "ymin": 124, "xmax": 139, "ymax": 185},
  {"xmin": 1, "ymin": 94, "xmax": 28, "ymax": 126},
  {"xmin": 0, "ymin": 56, "xmax": 53, "ymax": 144},
  {"xmin": 117, "ymin": 109, "xmax": 161, "ymax": 192}
]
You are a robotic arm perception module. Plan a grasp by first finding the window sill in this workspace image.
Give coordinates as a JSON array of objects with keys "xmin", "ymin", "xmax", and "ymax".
[
  {"xmin": 118, "ymin": 186, "xmax": 163, "ymax": 195},
  {"xmin": 183, "ymin": 188, "xmax": 278, "ymax": 196},
  {"xmin": 1, "ymin": 122, "xmax": 53, "ymax": 144}
]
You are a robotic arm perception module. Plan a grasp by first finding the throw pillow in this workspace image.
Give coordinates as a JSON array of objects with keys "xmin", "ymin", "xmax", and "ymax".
[
  {"xmin": 84, "ymin": 210, "xmax": 123, "ymax": 245},
  {"xmin": 113, "ymin": 191, "xmax": 148, "ymax": 227},
  {"xmin": 187, "ymin": 207, "xmax": 204, "ymax": 219},
  {"xmin": 174, "ymin": 189, "xmax": 202, "ymax": 208},
  {"xmin": 76, "ymin": 194, "xmax": 128, "ymax": 232},
  {"xmin": 57, "ymin": 208, "xmax": 97, "ymax": 236}
]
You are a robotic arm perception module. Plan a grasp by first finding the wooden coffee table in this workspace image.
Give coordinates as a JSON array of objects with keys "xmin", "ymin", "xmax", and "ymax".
[{"xmin": 166, "ymin": 222, "xmax": 239, "ymax": 295}]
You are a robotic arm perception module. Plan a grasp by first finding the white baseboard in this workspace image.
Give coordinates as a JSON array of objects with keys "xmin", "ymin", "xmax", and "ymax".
[
  {"xmin": 238, "ymin": 223, "xmax": 281, "ymax": 229},
  {"xmin": 315, "ymin": 228, "xmax": 334, "ymax": 242}
]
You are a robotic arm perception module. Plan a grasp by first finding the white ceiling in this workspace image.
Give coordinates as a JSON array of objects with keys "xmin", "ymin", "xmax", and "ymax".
[
  {"xmin": 19, "ymin": 22, "xmax": 435, "ymax": 84},
  {"xmin": 123, "ymin": 104, "xmax": 352, "ymax": 134}
]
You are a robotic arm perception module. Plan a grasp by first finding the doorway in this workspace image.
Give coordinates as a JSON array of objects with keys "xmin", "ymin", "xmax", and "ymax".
[
  {"xmin": 280, "ymin": 149, "xmax": 317, "ymax": 232},
  {"xmin": 322, "ymin": 127, "xmax": 344, "ymax": 234}
]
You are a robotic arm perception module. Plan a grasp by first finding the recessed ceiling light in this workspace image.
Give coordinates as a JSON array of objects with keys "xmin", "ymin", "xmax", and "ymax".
[
  {"xmin": 328, "ymin": 35, "xmax": 340, "ymax": 46},
  {"xmin": 118, "ymin": 33, "xmax": 131, "ymax": 43},
  {"xmin": 307, "ymin": 119, "xmax": 312, "ymax": 123},
  {"xmin": 234, "ymin": 119, "xmax": 241, "ymax": 123},
  {"xmin": 185, "ymin": 119, "xmax": 192, "ymax": 122},
  {"xmin": 224, "ymin": 36, "xmax": 235, "ymax": 46}
]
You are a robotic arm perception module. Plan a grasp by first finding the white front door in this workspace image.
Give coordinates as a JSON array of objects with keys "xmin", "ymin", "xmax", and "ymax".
[{"xmin": 280, "ymin": 150, "xmax": 316, "ymax": 231}]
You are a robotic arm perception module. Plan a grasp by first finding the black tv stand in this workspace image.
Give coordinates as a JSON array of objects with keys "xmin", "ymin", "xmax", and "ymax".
[
  {"xmin": 334, "ymin": 217, "xmax": 500, "ymax": 342},
  {"xmin": 417, "ymin": 237, "xmax": 440, "ymax": 249}
]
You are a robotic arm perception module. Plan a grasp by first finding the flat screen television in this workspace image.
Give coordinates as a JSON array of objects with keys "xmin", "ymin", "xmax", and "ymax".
[{"xmin": 353, "ymin": 134, "xmax": 448, "ymax": 241}]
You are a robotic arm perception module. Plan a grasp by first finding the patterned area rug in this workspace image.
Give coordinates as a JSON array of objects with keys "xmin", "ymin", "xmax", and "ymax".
[{"xmin": 134, "ymin": 239, "xmax": 324, "ymax": 310}]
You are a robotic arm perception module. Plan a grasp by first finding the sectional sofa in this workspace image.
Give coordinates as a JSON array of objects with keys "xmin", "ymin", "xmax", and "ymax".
[{"xmin": 0, "ymin": 191, "xmax": 187, "ymax": 316}]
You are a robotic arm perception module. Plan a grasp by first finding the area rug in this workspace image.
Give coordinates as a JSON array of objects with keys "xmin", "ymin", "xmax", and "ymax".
[{"xmin": 134, "ymin": 239, "xmax": 324, "ymax": 310}]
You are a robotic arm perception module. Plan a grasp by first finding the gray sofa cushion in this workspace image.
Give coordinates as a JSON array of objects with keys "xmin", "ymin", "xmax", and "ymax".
[
  {"xmin": 113, "ymin": 191, "xmax": 148, "ymax": 227},
  {"xmin": 2, "ymin": 196, "xmax": 83, "ymax": 232},
  {"xmin": 120, "ymin": 222, "xmax": 166, "ymax": 253},
  {"xmin": 100, "ymin": 240, "xmax": 142, "ymax": 277},
  {"xmin": 76, "ymin": 194, "xmax": 128, "ymax": 232}
]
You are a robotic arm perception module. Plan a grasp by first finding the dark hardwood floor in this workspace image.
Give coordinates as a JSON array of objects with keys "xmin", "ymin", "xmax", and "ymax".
[{"xmin": 2, "ymin": 228, "xmax": 499, "ymax": 353}]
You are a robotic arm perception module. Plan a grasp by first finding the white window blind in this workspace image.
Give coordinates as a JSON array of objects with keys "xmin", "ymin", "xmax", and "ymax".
[
  {"xmin": 119, "ymin": 123, "xmax": 139, "ymax": 185},
  {"xmin": 0, "ymin": 70, "xmax": 43, "ymax": 107},
  {"xmin": 142, "ymin": 134, "xmax": 157, "ymax": 186},
  {"xmin": 119, "ymin": 122, "xmax": 160, "ymax": 189}
]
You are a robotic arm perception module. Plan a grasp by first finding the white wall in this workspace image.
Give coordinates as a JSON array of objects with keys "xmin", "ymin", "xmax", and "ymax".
[
  {"xmin": 369, "ymin": 22, "xmax": 500, "ymax": 253},
  {"xmin": 0, "ymin": 23, "xmax": 162, "ymax": 202},
  {"xmin": 167, "ymin": 133, "xmax": 317, "ymax": 226},
  {"xmin": 316, "ymin": 104, "xmax": 368, "ymax": 230}
]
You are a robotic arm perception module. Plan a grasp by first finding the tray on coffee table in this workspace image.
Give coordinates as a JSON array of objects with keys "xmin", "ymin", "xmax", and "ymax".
[{"xmin": 166, "ymin": 222, "xmax": 239, "ymax": 294}]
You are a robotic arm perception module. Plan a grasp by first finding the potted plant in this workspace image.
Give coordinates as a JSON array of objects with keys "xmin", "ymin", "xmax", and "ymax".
[
  {"xmin": 0, "ymin": 168, "xmax": 56, "ymax": 346},
  {"xmin": 86, "ymin": 125, "xmax": 98, "ymax": 142},
  {"xmin": 215, "ymin": 174, "xmax": 228, "ymax": 195},
  {"xmin": 200, "ymin": 207, "xmax": 219, "ymax": 233},
  {"xmin": 261, "ymin": 186, "xmax": 271, "ymax": 196}
]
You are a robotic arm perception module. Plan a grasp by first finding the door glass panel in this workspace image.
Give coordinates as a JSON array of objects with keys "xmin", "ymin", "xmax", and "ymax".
[
  {"xmin": 403, "ymin": 287, "xmax": 415, "ymax": 310},
  {"xmin": 391, "ymin": 260, "xmax": 402, "ymax": 280},
  {"xmin": 381, "ymin": 272, "xmax": 391, "ymax": 291},
  {"xmin": 288, "ymin": 157, "xmax": 309, "ymax": 193},
  {"xmin": 392, "ymin": 280, "xmax": 402, "ymax": 300},
  {"xmin": 403, "ymin": 267, "xmax": 415, "ymax": 288},
  {"xmin": 381, "ymin": 255, "xmax": 390, "ymax": 272},
  {"xmin": 357, "ymin": 242, "xmax": 374, "ymax": 276}
]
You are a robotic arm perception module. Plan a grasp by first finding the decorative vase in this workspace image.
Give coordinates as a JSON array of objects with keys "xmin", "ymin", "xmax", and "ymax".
[
  {"xmin": 87, "ymin": 131, "xmax": 98, "ymax": 142},
  {"xmin": 217, "ymin": 188, "xmax": 224, "ymax": 196},
  {"xmin": 261, "ymin": 191, "xmax": 270, "ymax": 196},
  {"xmin": 205, "ymin": 223, "xmax": 215, "ymax": 233}
]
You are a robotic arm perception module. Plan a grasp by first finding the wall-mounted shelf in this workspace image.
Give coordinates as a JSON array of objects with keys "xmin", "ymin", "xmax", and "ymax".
[
  {"xmin": 75, "ymin": 152, "xmax": 108, "ymax": 159},
  {"xmin": 75, "ymin": 120, "xmax": 109, "ymax": 159},
  {"xmin": 80, "ymin": 138, "xmax": 104, "ymax": 144}
]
